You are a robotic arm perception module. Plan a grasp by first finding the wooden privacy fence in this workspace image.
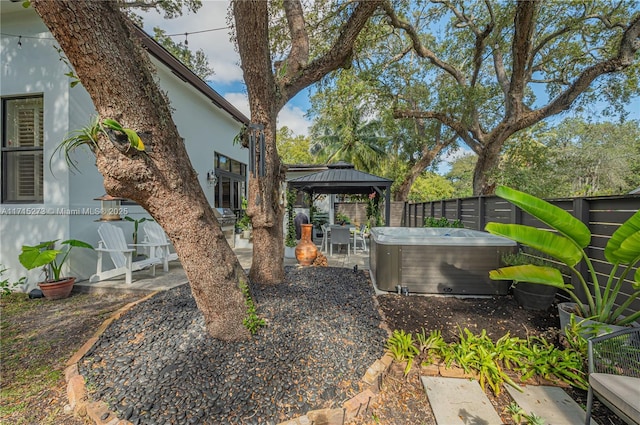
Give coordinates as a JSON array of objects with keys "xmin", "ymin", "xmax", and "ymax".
[{"xmin": 402, "ymin": 194, "xmax": 640, "ymax": 316}]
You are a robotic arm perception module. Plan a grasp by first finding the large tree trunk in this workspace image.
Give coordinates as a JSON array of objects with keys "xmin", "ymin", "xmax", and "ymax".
[
  {"xmin": 232, "ymin": 0, "xmax": 380, "ymax": 283},
  {"xmin": 33, "ymin": 0, "xmax": 250, "ymax": 340},
  {"xmin": 233, "ymin": 0, "xmax": 286, "ymax": 285},
  {"xmin": 394, "ymin": 125, "xmax": 454, "ymax": 201},
  {"xmin": 384, "ymin": 2, "xmax": 640, "ymax": 199},
  {"xmin": 472, "ymin": 139, "xmax": 502, "ymax": 196}
]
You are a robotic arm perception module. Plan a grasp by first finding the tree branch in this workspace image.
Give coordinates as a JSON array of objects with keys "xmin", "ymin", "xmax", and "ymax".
[
  {"xmin": 492, "ymin": 44, "xmax": 510, "ymax": 97},
  {"xmin": 282, "ymin": 0, "xmax": 309, "ymax": 78},
  {"xmin": 393, "ymin": 109, "xmax": 480, "ymax": 152},
  {"xmin": 506, "ymin": 0, "xmax": 537, "ymax": 119},
  {"xmin": 530, "ymin": 13, "xmax": 640, "ymax": 125},
  {"xmin": 382, "ymin": 0, "xmax": 467, "ymax": 86},
  {"xmin": 278, "ymin": 0, "xmax": 382, "ymax": 108}
]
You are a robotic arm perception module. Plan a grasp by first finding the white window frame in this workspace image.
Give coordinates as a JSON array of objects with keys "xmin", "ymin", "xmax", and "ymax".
[{"xmin": 1, "ymin": 95, "xmax": 44, "ymax": 203}]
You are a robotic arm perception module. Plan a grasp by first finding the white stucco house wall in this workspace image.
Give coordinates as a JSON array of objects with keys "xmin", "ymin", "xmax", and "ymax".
[{"xmin": 0, "ymin": 2, "xmax": 249, "ymax": 286}]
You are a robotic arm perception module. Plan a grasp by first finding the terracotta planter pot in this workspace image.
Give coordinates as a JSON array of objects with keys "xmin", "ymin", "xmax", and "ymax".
[
  {"xmin": 38, "ymin": 277, "xmax": 76, "ymax": 300},
  {"xmin": 295, "ymin": 224, "xmax": 318, "ymax": 266}
]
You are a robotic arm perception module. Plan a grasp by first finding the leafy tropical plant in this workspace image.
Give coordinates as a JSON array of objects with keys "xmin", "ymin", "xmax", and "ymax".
[
  {"xmin": 415, "ymin": 328, "xmax": 448, "ymax": 355},
  {"xmin": 366, "ymin": 192, "xmax": 383, "ymax": 227},
  {"xmin": 506, "ymin": 403, "xmax": 546, "ymax": 425},
  {"xmin": 386, "ymin": 326, "xmax": 588, "ymax": 392},
  {"xmin": 19, "ymin": 239, "xmax": 94, "ymax": 282},
  {"xmin": 101, "ymin": 118, "xmax": 145, "ymax": 151},
  {"xmin": 517, "ymin": 335, "xmax": 587, "ymax": 390},
  {"xmin": 53, "ymin": 115, "xmax": 102, "ymax": 172},
  {"xmin": 335, "ymin": 211, "xmax": 351, "ymax": 225},
  {"xmin": 240, "ymin": 280, "xmax": 265, "ymax": 334},
  {"xmin": 486, "ymin": 186, "xmax": 640, "ymax": 326},
  {"xmin": 124, "ymin": 216, "xmax": 153, "ymax": 257},
  {"xmin": 236, "ymin": 197, "xmax": 251, "ymax": 232},
  {"xmin": 0, "ymin": 265, "xmax": 25, "ymax": 296},
  {"xmin": 285, "ymin": 189, "xmax": 297, "ymax": 248},
  {"xmin": 442, "ymin": 328, "xmax": 521, "ymax": 395},
  {"xmin": 54, "ymin": 117, "xmax": 145, "ymax": 173}
]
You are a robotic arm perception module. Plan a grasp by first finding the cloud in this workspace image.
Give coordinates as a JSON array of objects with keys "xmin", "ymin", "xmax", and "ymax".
[
  {"xmin": 140, "ymin": 2, "xmax": 312, "ymax": 136},
  {"xmin": 223, "ymin": 92, "xmax": 249, "ymax": 117},
  {"xmin": 278, "ymin": 105, "xmax": 311, "ymax": 136},
  {"xmin": 138, "ymin": 1, "xmax": 242, "ymax": 85}
]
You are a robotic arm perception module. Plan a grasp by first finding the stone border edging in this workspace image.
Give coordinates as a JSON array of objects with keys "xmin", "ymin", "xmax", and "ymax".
[
  {"xmin": 64, "ymin": 287, "xmax": 394, "ymax": 425},
  {"xmin": 65, "ymin": 291, "xmax": 159, "ymax": 425}
]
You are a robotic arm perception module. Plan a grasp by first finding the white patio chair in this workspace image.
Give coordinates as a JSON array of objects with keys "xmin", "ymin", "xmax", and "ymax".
[
  {"xmin": 142, "ymin": 221, "xmax": 178, "ymax": 272},
  {"xmin": 320, "ymin": 224, "xmax": 329, "ymax": 253},
  {"xmin": 329, "ymin": 226, "xmax": 351, "ymax": 257},
  {"xmin": 89, "ymin": 223, "xmax": 162, "ymax": 284},
  {"xmin": 353, "ymin": 224, "xmax": 368, "ymax": 253}
]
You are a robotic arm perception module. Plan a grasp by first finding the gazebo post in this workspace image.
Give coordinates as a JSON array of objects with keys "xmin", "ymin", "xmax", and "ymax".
[{"xmin": 384, "ymin": 187, "xmax": 391, "ymax": 227}]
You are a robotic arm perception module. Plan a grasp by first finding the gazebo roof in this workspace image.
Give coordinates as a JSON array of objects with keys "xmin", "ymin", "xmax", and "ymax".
[{"xmin": 287, "ymin": 162, "xmax": 393, "ymax": 195}]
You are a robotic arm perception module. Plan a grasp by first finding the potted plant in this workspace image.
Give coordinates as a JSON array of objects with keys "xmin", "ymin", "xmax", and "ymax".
[
  {"xmin": 19, "ymin": 239, "xmax": 94, "ymax": 299},
  {"xmin": 501, "ymin": 250, "xmax": 559, "ymax": 311},
  {"xmin": 335, "ymin": 212, "xmax": 351, "ymax": 225},
  {"xmin": 237, "ymin": 197, "xmax": 252, "ymax": 239},
  {"xmin": 124, "ymin": 215, "xmax": 152, "ymax": 259},
  {"xmin": 485, "ymin": 186, "xmax": 640, "ymax": 335},
  {"xmin": 284, "ymin": 189, "xmax": 297, "ymax": 258}
]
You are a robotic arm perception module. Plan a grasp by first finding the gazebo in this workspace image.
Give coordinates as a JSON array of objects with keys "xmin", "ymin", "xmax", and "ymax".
[{"xmin": 286, "ymin": 162, "xmax": 393, "ymax": 226}]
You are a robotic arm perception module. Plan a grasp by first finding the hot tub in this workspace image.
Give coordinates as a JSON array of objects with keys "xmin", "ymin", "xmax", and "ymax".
[{"xmin": 369, "ymin": 227, "xmax": 516, "ymax": 295}]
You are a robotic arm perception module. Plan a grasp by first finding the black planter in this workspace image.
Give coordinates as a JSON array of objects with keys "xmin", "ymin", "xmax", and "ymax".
[{"xmin": 513, "ymin": 282, "xmax": 557, "ymax": 311}]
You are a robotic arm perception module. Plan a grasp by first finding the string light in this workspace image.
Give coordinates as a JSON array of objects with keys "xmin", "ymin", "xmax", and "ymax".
[
  {"xmin": 2, "ymin": 25, "xmax": 231, "ymax": 47},
  {"xmin": 164, "ymin": 26, "xmax": 230, "ymax": 38},
  {"xmin": 0, "ymin": 32, "xmax": 55, "ymax": 41}
]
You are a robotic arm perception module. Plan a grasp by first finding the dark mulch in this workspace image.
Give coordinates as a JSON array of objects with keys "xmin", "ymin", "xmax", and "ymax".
[
  {"xmin": 357, "ymin": 293, "xmax": 625, "ymax": 425},
  {"xmin": 78, "ymin": 267, "xmax": 388, "ymax": 425}
]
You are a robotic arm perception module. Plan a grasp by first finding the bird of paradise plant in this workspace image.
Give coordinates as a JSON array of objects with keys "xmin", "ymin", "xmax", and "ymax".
[{"xmin": 486, "ymin": 186, "xmax": 640, "ymax": 326}]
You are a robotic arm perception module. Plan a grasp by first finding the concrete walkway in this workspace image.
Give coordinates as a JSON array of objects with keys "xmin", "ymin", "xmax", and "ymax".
[{"xmin": 74, "ymin": 243, "xmax": 369, "ymax": 293}]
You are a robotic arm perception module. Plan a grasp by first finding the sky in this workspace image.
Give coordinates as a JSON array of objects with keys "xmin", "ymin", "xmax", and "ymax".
[
  {"xmin": 138, "ymin": 1, "xmax": 313, "ymax": 136},
  {"xmin": 139, "ymin": 1, "xmax": 640, "ymax": 172}
]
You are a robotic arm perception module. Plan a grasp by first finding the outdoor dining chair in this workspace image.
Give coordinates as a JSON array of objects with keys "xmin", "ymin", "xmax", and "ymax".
[
  {"xmin": 329, "ymin": 226, "xmax": 351, "ymax": 257},
  {"xmin": 320, "ymin": 224, "xmax": 329, "ymax": 253},
  {"xmin": 353, "ymin": 224, "xmax": 368, "ymax": 253}
]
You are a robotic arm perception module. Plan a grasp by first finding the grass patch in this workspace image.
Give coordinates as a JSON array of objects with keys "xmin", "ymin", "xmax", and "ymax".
[
  {"xmin": 1, "ymin": 290, "xmax": 144, "ymax": 424},
  {"xmin": 1, "ymin": 293, "xmax": 69, "ymax": 420}
]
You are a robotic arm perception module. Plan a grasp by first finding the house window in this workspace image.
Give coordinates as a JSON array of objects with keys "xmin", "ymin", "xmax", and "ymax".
[
  {"xmin": 214, "ymin": 152, "xmax": 246, "ymax": 212},
  {"xmin": 2, "ymin": 96, "xmax": 44, "ymax": 203}
]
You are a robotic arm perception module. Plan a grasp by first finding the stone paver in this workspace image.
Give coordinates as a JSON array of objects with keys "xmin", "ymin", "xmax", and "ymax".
[
  {"xmin": 423, "ymin": 376, "xmax": 598, "ymax": 425},
  {"xmin": 506, "ymin": 384, "xmax": 598, "ymax": 425},
  {"xmin": 421, "ymin": 376, "xmax": 503, "ymax": 425}
]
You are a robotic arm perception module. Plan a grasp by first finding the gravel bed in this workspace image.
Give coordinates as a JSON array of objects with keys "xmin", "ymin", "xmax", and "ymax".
[{"xmin": 79, "ymin": 267, "xmax": 388, "ymax": 425}]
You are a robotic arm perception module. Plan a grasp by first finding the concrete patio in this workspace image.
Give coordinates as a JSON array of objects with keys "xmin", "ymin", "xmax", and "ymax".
[{"xmin": 73, "ymin": 243, "xmax": 370, "ymax": 294}]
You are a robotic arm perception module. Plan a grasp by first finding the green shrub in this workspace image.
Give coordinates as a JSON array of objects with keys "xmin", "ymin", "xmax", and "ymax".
[
  {"xmin": 424, "ymin": 216, "xmax": 463, "ymax": 228},
  {"xmin": 0, "ymin": 265, "xmax": 25, "ymax": 297}
]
